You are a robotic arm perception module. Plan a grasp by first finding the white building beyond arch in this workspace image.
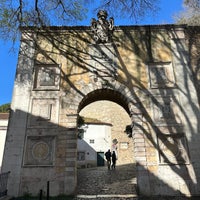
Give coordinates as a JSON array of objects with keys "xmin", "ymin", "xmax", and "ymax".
[{"xmin": 0, "ymin": 113, "xmax": 8, "ymax": 170}]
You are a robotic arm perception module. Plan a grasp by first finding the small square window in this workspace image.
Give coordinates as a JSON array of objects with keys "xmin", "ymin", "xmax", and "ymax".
[{"xmin": 89, "ymin": 139, "xmax": 95, "ymax": 144}]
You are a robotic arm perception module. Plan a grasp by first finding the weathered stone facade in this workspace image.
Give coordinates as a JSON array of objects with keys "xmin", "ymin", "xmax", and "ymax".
[{"xmin": 2, "ymin": 22, "xmax": 200, "ymax": 197}]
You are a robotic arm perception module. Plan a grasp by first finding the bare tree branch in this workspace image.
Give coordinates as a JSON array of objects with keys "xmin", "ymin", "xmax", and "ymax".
[
  {"xmin": 0, "ymin": 0, "xmax": 160, "ymax": 43},
  {"xmin": 19, "ymin": 0, "xmax": 22, "ymax": 25},
  {"xmin": 176, "ymin": 0, "xmax": 200, "ymax": 25}
]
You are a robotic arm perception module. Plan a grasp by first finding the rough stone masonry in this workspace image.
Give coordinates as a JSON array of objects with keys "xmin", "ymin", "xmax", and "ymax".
[{"xmin": 2, "ymin": 10, "xmax": 200, "ymax": 197}]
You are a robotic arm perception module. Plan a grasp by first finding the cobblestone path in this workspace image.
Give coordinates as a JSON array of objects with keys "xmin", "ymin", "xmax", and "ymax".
[
  {"xmin": 74, "ymin": 163, "xmax": 200, "ymax": 200},
  {"xmin": 75, "ymin": 163, "xmax": 137, "ymax": 199}
]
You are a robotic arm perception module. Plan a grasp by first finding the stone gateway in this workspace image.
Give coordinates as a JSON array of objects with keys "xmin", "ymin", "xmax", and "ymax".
[{"xmin": 2, "ymin": 11, "xmax": 200, "ymax": 197}]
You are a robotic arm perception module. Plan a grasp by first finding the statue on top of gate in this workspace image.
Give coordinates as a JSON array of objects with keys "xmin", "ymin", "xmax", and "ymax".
[{"xmin": 91, "ymin": 10, "xmax": 114, "ymax": 43}]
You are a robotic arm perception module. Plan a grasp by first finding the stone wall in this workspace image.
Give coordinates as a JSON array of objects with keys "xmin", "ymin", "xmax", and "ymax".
[{"xmin": 1, "ymin": 25, "xmax": 200, "ymax": 197}]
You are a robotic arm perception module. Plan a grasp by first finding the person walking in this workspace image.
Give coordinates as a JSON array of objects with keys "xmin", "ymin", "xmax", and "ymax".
[
  {"xmin": 105, "ymin": 149, "xmax": 112, "ymax": 170},
  {"xmin": 111, "ymin": 151, "xmax": 117, "ymax": 169}
]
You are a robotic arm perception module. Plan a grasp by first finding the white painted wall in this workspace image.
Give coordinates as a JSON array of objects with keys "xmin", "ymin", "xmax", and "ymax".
[
  {"xmin": 0, "ymin": 119, "xmax": 8, "ymax": 171},
  {"xmin": 77, "ymin": 123, "xmax": 112, "ymax": 167}
]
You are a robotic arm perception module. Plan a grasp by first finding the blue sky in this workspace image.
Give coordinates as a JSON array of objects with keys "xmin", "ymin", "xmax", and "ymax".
[{"xmin": 0, "ymin": 0, "xmax": 184, "ymax": 106}]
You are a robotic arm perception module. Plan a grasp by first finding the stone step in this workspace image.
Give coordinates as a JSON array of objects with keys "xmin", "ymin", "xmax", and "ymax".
[
  {"xmin": 0, "ymin": 196, "xmax": 11, "ymax": 200},
  {"xmin": 74, "ymin": 194, "xmax": 138, "ymax": 199}
]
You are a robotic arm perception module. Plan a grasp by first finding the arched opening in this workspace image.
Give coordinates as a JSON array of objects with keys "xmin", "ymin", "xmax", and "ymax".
[
  {"xmin": 78, "ymin": 100, "xmax": 134, "ymax": 167},
  {"xmin": 78, "ymin": 88, "xmax": 130, "ymax": 115},
  {"xmin": 76, "ymin": 88, "xmax": 137, "ymax": 196}
]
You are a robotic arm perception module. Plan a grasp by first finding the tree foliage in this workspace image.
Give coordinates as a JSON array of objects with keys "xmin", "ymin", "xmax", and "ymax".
[
  {"xmin": 0, "ymin": 103, "xmax": 10, "ymax": 113},
  {"xmin": 124, "ymin": 125, "xmax": 132, "ymax": 138},
  {"xmin": 175, "ymin": 0, "xmax": 200, "ymax": 25},
  {"xmin": 96, "ymin": 0, "xmax": 159, "ymax": 22},
  {"xmin": 0, "ymin": 0, "xmax": 89, "ymax": 42},
  {"xmin": 77, "ymin": 115, "xmax": 85, "ymax": 139},
  {"xmin": 0, "ymin": 0, "xmax": 159, "ymax": 42}
]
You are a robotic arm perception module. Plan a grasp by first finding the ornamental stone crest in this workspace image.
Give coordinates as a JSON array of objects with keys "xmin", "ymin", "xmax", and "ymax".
[{"xmin": 91, "ymin": 10, "xmax": 114, "ymax": 43}]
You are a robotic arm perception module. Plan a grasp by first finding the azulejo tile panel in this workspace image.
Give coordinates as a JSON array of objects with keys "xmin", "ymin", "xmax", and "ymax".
[{"xmin": 23, "ymin": 135, "xmax": 55, "ymax": 166}]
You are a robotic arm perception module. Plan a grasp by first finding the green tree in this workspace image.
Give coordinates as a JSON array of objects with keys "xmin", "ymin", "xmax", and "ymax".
[
  {"xmin": 0, "ymin": 103, "xmax": 10, "ymax": 113},
  {"xmin": 0, "ymin": 0, "xmax": 159, "ymax": 42},
  {"xmin": 175, "ymin": 0, "xmax": 200, "ymax": 25}
]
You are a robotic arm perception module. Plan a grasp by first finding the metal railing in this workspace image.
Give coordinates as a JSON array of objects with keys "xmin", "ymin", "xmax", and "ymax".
[{"xmin": 0, "ymin": 171, "xmax": 10, "ymax": 198}]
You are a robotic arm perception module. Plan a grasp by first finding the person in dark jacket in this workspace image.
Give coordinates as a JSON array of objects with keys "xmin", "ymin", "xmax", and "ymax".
[
  {"xmin": 111, "ymin": 151, "xmax": 117, "ymax": 169},
  {"xmin": 105, "ymin": 149, "xmax": 112, "ymax": 169}
]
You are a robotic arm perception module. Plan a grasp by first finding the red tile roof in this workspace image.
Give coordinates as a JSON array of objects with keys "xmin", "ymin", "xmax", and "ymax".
[{"xmin": 0, "ymin": 113, "xmax": 9, "ymax": 120}]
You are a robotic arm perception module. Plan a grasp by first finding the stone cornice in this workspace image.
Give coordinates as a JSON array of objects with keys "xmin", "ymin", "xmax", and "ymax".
[{"xmin": 20, "ymin": 24, "xmax": 191, "ymax": 32}]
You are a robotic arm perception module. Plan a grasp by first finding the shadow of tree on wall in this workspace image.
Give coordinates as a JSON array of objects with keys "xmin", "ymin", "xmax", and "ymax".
[
  {"xmin": 3, "ymin": 109, "xmax": 78, "ymax": 195},
  {"xmin": 186, "ymin": 26, "xmax": 200, "ymax": 107},
  {"xmin": 2, "ymin": 23, "xmax": 200, "ymax": 197},
  {"xmin": 112, "ymin": 26, "xmax": 200, "ymax": 196}
]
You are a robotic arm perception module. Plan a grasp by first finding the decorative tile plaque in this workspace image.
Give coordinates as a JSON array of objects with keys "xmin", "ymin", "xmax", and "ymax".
[{"xmin": 24, "ymin": 136, "xmax": 55, "ymax": 166}]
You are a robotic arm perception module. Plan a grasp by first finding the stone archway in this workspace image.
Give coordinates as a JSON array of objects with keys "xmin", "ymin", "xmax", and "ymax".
[
  {"xmin": 78, "ymin": 88, "xmax": 131, "ymax": 114},
  {"xmin": 75, "ymin": 87, "xmax": 140, "ymax": 196},
  {"xmin": 3, "ymin": 23, "xmax": 199, "ymax": 197},
  {"xmin": 74, "ymin": 84, "xmax": 157, "ymax": 196},
  {"xmin": 77, "ymin": 89, "xmax": 134, "ymax": 165},
  {"xmin": 74, "ymin": 84, "xmax": 147, "ymax": 179}
]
